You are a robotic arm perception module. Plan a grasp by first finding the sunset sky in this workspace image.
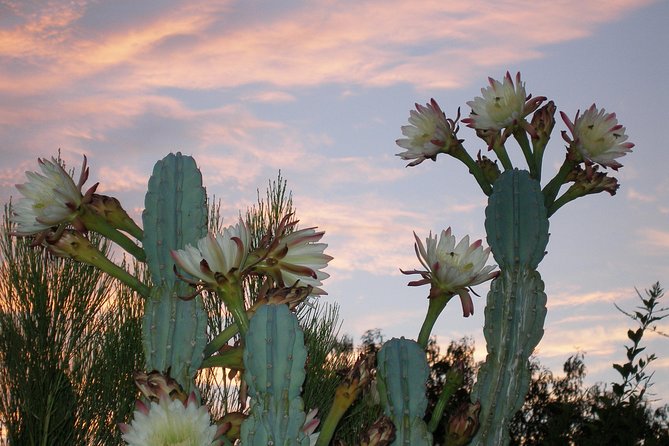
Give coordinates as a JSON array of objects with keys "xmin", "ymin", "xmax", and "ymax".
[{"xmin": 1, "ymin": 0, "xmax": 668, "ymax": 402}]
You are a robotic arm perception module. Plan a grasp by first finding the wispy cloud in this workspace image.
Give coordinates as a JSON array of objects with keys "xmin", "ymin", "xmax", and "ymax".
[
  {"xmin": 639, "ymin": 228, "xmax": 669, "ymax": 250},
  {"xmin": 1, "ymin": 0, "xmax": 653, "ymax": 94},
  {"xmin": 547, "ymin": 287, "xmax": 629, "ymax": 308}
]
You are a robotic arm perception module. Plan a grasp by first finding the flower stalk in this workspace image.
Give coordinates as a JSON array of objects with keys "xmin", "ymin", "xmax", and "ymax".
[
  {"xmin": 542, "ymin": 155, "xmax": 578, "ymax": 215},
  {"xmin": 417, "ymin": 293, "xmax": 452, "ymax": 349},
  {"xmin": 427, "ymin": 364, "xmax": 464, "ymax": 433},
  {"xmin": 79, "ymin": 206, "xmax": 146, "ymax": 262},
  {"xmin": 450, "ymin": 144, "xmax": 493, "ymax": 196},
  {"xmin": 46, "ymin": 230, "xmax": 150, "ymax": 296},
  {"xmin": 512, "ymin": 128, "xmax": 537, "ymax": 179},
  {"xmin": 217, "ymin": 279, "xmax": 250, "ymax": 337}
]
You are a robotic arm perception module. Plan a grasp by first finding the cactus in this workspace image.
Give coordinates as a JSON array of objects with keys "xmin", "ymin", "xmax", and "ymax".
[
  {"xmin": 376, "ymin": 337, "xmax": 432, "ymax": 446},
  {"xmin": 471, "ymin": 169, "xmax": 549, "ymax": 444},
  {"xmin": 241, "ymin": 303, "xmax": 310, "ymax": 445},
  {"xmin": 141, "ymin": 152, "xmax": 209, "ymax": 391}
]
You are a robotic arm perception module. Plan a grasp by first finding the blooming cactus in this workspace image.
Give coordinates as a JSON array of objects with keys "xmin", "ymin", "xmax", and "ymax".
[
  {"xmin": 463, "ymin": 72, "xmax": 545, "ymax": 132},
  {"xmin": 251, "ymin": 215, "xmax": 332, "ymax": 295},
  {"xmin": 402, "ymin": 228, "xmax": 497, "ymax": 316},
  {"xmin": 119, "ymin": 393, "xmax": 225, "ymax": 446},
  {"xmin": 395, "ymin": 99, "xmax": 460, "ymax": 166},
  {"xmin": 171, "ymin": 219, "xmax": 251, "ymax": 287},
  {"xmin": 12, "ymin": 156, "xmax": 94, "ymax": 236},
  {"xmin": 560, "ymin": 104, "xmax": 634, "ymax": 170}
]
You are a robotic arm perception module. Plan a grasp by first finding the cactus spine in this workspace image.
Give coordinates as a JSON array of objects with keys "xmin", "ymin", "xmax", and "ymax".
[
  {"xmin": 141, "ymin": 152, "xmax": 208, "ymax": 391},
  {"xmin": 471, "ymin": 169, "xmax": 549, "ymax": 444},
  {"xmin": 241, "ymin": 303, "xmax": 310, "ymax": 446},
  {"xmin": 376, "ymin": 337, "xmax": 432, "ymax": 446}
]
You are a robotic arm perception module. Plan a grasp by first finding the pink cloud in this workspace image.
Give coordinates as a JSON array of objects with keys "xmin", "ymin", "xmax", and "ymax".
[{"xmin": 0, "ymin": 0, "xmax": 654, "ymax": 95}]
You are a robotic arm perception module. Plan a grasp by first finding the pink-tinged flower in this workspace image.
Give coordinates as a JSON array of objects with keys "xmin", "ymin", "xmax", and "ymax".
[
  {"xmin": 119, "ymin": 393, "xmax": 225, "ymax": 446},
  {"xmin": 252, "ymin": 216, "xmax": 332, "ymax": 295},
  {"xmin": 396, "ymin": 99, "xmax": 460, "ymax": 166},
  {"xmin": 560, "ymin": 104, "xmax": 634, "ymax": 170},
  {"xmin": 463, "ymin": 72, "xmax": 545, "ymax": 131},
  {"xmin": 171, "ymin": 219, "xmax": 250, "ymax": 286},
  {"xmin": 303, "ymin": 408, "xmax": 320, "ymax": 446},
  {"xmin": 12, "ymin": 156, "xmax": 95, "ymax": 236},
  {"xmin": 401, "ymin": 228, "xmax": 497, "ymax": 316}
]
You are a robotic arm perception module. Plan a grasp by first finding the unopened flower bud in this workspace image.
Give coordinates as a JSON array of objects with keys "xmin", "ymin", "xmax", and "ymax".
[
  {"xmin": 133, "ymin": 370, "xmax": 187, "ymax": 403},
  {"xmin": 217, "ymin": 411, "xmax": 246, "ymax": 442},
  {"xmin": 44, "ymin": 229, "xmax": 99, "ymax": 263},
  {"xmin": 87, "ymin": 193, "xmax": 142, "ymax": 237},
  {"xmin": 475, "ymin": 151, "xmax": 501, "ymax": 186},
  {"xmin": 361, "ymin": 415, "xmax": 396, "ymax": 446},
  {"xmin": 530, "ymin": 100, "xmax": 556, "ymax": 142},
  {"xmin": 257, "ymin": 283, "xmax": 312, "ymax": 311},
  {"xmin": 565, "ymin": 164, "xmax": 619, "ymax": 197},
  {"xmin": 445, "ymin": 401, "xmax": 481, "ymax": 446}
]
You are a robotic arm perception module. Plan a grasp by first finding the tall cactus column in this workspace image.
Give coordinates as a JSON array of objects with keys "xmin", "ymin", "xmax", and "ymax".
[
  {"xmin": 376, "ymin": 337, "xmax": 432, "ymax": 446},
  {"xmin": 471, "ymin": 169, "xmax": 549, "ymax": 444},
  {"xmin": 241, "ymin": 303, "xmax": 311, "ymax": 445},
  {"xmin": 141, "ymin": 152, "xmax": 209, "ymax": 392}
]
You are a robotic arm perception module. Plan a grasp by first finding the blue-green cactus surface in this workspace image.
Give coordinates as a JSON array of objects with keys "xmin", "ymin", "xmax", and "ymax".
[
  {"xmin": 472, "ymin": 169, "xmax": 549, "ymax": 445},
  {"xmin": 376, "ymin": 337, "xmax": 432, "ymax": 446},
  {"xmin": 241, "ymin": 304, "xmax": 310, "ymax": 446},
  {"xmin": 141, "ymin": 152, "xmax": 208, "ymax": 390}
]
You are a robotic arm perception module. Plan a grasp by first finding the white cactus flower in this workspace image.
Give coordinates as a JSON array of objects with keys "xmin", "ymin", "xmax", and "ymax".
[
  {"xmin": 561, "ymin": 104, "xmax": 634, "ymax": 170},
  {"xmin": 171, "ymin": 219, "xmax": 250, "ymax": 286},
  {"xmin": 12, "ymin": 156, "xmax": 90, "ymax": 235},
  {"xmin": 119, "ymin": 394, "xmax": 223, "ymax": 446}
]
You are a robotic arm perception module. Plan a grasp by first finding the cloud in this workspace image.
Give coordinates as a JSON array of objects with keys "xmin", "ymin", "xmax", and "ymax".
[
  {"xmin": 97, "ymin": 165, "xmax": 148, "ymax": 193},
  {"xmin": 626, "ymin": 187, "xmax": 656, "ymax": 203},
  {"xmin": 639, "ymin": 228, "xmax": 669, "ymax": 251},
  {"xmin": 0, "ymin": 0, "xmax": 654, "ymax": 95},
  {"xmin": 547, "ymin": 287, "xmax": 629, "ymax": 308},
  {"xmin": 0, "ymin": 0, "xmax": 655, "ymax": 198},
  {"xmin": 241, "ymin": 91, "xmax": 296, "ymax": 104}
]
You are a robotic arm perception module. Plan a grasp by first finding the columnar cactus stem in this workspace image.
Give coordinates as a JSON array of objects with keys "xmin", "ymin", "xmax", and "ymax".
[
  {"xmin": 141, "ymin": 153, "xmax": 208, "ymax": 392},
  {"xmin": 241, "ymin": 303, "xmax": 310, "ymax": 445},
  {"xmin": 471, "ymin": 169, "xmax": 549, "ymax": 445},
  {"xmin": 376, "ymin": 337, "xmax": 433, "ymax": 446}
]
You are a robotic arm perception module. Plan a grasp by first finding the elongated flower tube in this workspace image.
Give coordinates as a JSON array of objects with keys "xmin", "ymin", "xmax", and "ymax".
[
  {"xmin": 171, "ymin": 219, "xmax": 250, "ymax": 287},
  {"xmin": 560, "ymin": 104, "xmax": 634, "ymax": 170},
  {"xmin": 12, "ymin": 156, "xmax": 96, "ymax": 237},
  {"xmin": 402, "ymin": 228, "xmax": 497, "ymax": 348},
  {"xmin": 119, "ymin": 393, "xmax": 225, "ymax": 446},
  {"xmin": 251, "ymin": 215, "xmax": 332, "ymax": 295},
  {"xmin": 396, "ymin": 99, "xmax": 461, "ymax": 167},
  {"xmin": 463, "ymin": 72, "xmax": 545, "ymax": 132}
]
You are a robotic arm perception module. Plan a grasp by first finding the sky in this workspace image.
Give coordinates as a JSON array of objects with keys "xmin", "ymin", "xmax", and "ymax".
[{"xmin": 1, "ymin": 0, "xmax": 668, "ymax": 404}]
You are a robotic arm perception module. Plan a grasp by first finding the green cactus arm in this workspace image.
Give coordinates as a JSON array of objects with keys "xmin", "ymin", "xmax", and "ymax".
[
  {"xmin": 241, "ymin": 304, "xmax": 309, "ymax": 445},
  {"xmin": 473, "ymin": 168, "xmax": 550, "ymax": 445},
  {"xmin": 142, "ymin": 152, "xmax": 207, "ymax": 288},
  {"xmin": 485, "ymin": 169, "xmax": 549, "ymax": 270},
  {"xmin": 471, "ymin": 269, "xmax": 547, "ymax": 444},
  {"xmin": 376, "ymin": 337, "xmax": 433, "ymax": 446},
  {"xmin": 141, "ymin": 153, "xmax": 208, "ymax": 392}
]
